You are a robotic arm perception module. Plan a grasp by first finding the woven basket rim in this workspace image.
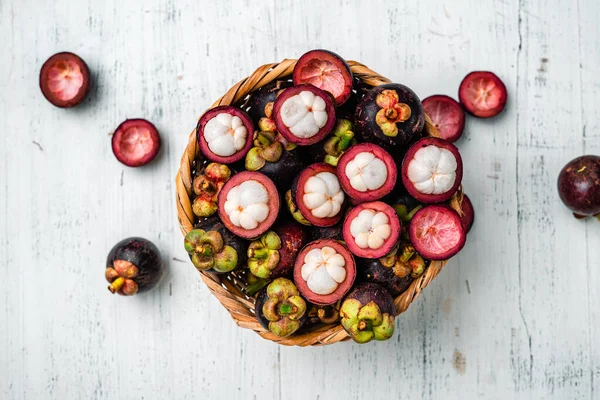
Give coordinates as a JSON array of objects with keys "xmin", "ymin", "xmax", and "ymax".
[{"xmin": 175, "ymin": 58, "xmax": 462, "ymax": 346}]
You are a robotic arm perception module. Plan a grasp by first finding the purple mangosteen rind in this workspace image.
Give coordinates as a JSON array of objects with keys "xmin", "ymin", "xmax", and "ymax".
[
  {"xmin": 254, "ymin": 278, "xmax": 307, "ymax": 337},
  {"xmin": 248, "ymin": 144, "xmax": 306, "ymax": 192},
  {"xmin": 342, "ymin": 201, "xmax": 401, "ymax": 259},
  {"xmin": 401, "ymin": 137, "xmax": 463, "ymax": 204},
  {"xmin": 458, "ymin": 194, "xmax": 475, "ymax": 233},
  {"xmin": 248, "ymin": 222, "xmax": 307, "ymax": 279},
  {"xmin": 409, "ymin": 205, "xmax": 466, "ymax": 261},
  {"xmin": 196, "ymin": 106, "xmax": 255, "ymax": 164},
  {"xmin": 186, "ymin": 216, "xmax": 248, "ymax": 273},
  {"xmin": 273, "ymin": 84, "xmax": 337, "ymax": 146},
  {"xmin": 293, "ymin": 239, "xmax": 357, "ymax": 306},
  {"xmin": 106, "ymin": 237, "xmax": 164, "ymax": 296},
  {"xmin": 340, "ymin": 282, "xmax": 396, "ymax": 343},
  {"xmin": 293, "ymin": 163, "xmax": 346, "ymax": 227},
  {"xmin": 217, "ymin": 171, "xmax": 280, "ymax": 240},
  {"xmin": 337, "ymin": 143, "xmax": 397, "ymax": 202},
  {"xmin": 308, "ymin": 222, "xmax": 344, "ymax": 242},
  {"xmin": 355, "ymin": 83, "xmax": 425, "ymax": 152},
  {"xmin": 557, "ymin": 155, "xmax": 600, "ymax": 217},
  {"xmin": 293, "ymin": 49, "xmax": 354, "ymax": 106}
]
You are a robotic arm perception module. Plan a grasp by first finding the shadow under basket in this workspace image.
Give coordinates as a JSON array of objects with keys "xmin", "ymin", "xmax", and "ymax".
[{"xmin": 175, "ymin": 59, "xmax": 463, "ymax": 346}]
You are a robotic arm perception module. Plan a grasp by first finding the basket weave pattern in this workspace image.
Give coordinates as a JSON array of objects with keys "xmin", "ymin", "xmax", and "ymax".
[{"xmin": 175, "ymin": 59, "xmax": 458, "ymax": 346}]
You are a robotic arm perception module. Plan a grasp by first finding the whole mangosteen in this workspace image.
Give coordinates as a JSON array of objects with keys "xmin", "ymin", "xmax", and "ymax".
[
  {"xmin": 557, "ymin": 155, "xmax": 600, "ymax": 219},
  {"xmin": 255, "ymin": 278, "xmax": 307, "ymax": 337}
]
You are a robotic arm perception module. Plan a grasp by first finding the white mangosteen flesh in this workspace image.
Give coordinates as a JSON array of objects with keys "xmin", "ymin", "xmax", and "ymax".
[
  {"xmin": 203, "ymin": 113, "xmax": 248, "ymax": 157},
  {"xmin": 301, "ymin": 246, "xmax": 347, "ymax": 295},
  {"xmin": 349, "ymin": 209, "xmax": 391, "ymax": 249},
  {"xmin": 280, "ymin": 91, "xmax": 328, "ymax": 138},
  {"xmin": 302, "ymin": 172, "xmax": 345, "ymax": 218},
  {"xmin": 223, "ymin": 180, "xmax": 270, "ymax": 230},
  {"xmin": 344, "ymin": 152, "xmax": 388, "ymax": 192},
  {"xmin": 407, "ymin": 146, "xmax": 457, "ymax": 195}
]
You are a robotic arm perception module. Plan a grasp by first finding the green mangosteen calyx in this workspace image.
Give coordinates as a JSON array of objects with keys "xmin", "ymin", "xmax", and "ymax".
[
  {"xmin": 105, "ymin": 259, "xmax": 140, "ymax": 296},
  {"xmin": 323, "ymin": 119, "xmax": 355, "ymax": 166},
  {"xmin": 262, "ymin": 278, "xmax": 307, "ymax": 337},
  {"xmin": 285, "ymin": 190, "xmax": 311, "ymax": 226},
  {"xmin": 379, "ymin": 244, "xmax": 426, "ymax": 279},
  {"xmin": 184, "ymin": 229, "xmax": 238, "ymax": 273},
  {"xmin": 393, "ymin": 203, "xmax": 423, "ymax": 223},
  {"xmin": 375, "ymin": 89, "xmax": 412, "ymax": 137},
  {"xmin": 248, "ymin": 231, "xmax": 282, "ymax": 279},
  {"xmin": 192, "ymin": 163, "xmax": 232, "ymax": 217},
  {"xmin": 308, "ymin": 301, "xmax": 341, "ymax": 324},
  {"xmin": 340, "ymin": 299, "xmax": 395, "ymax": 343},
  {"xmin": 245, "ymin": 130, "xmax": 284, "ymax": 171}
]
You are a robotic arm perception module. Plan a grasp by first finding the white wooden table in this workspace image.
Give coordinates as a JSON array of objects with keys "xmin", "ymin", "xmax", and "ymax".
[{"xmin": 2, "ymin": 1, "xmax": 599, "ymax": 399}]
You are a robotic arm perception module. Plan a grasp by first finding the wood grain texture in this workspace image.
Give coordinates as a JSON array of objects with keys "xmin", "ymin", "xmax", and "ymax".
[{"xmin": 1, "ymin": 0, "xmax": 598, "ymax": 398}]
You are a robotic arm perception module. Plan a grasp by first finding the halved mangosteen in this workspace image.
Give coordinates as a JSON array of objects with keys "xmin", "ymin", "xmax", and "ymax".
[
  {"xmin": 337, "ymin": 143, "xmax": 397, "ymax": 202},
  {"xmin": 422, "ymin": 95, "xmax": 465, "ymax": 143},
  {"xmin": 197, "ymin": 106, "xmax": 254, "ymax": 163},
  {"xmin": 401, "ymin": 137, "xmax": 463, "ymax": 203},
  {"xmin": 218, "ymin": 171, "xmax": 279, "ymax": 239},
  {"xmin": 293, "ymin": 49, "xmax": 353, "ymax": 106},
  {"xmin": 192, "ymin": 162, "xmax": 232, "ymax": 217},
  {"xmin": 247, "ymin": 221, "xmax": 307, "ymax": 279},
  {"xmin": 112, "ymin": 119, "xmax": 161, "ymax": 167},
  {"xmin": 255, "ymin": 278, "xmax": 307, "ymax": 337},
  {"xmin": 293, "ymin": 239, "xmax": 356, "ymax": 306},
  {"xmin": 409, "ymin": 205, "xmax": 466, "ymax": 261},
  {"xmin": 40, "ymin": 52, "xmax": 90, "ymax": 108},
  {"xmin": 273, "ymin": 84, "xmax": 336, "ymax": 146},
  {"xmin": 355, "ymin": 83, "xmax": 425, "ymax": 153},
  {"xmin": 458, "ymin": 71, "xmax": 507, "ymax": 118},
  {"xmin": 342, "ymin": 201, "xmax": 400, "ymax": 259},
  {"xmin": 287, "ymin": 163, "xmax": 345, "ymax": 227}
]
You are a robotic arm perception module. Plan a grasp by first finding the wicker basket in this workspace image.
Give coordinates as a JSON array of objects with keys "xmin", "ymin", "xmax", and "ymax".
[{"xmin": 175, "ymin": 59, "xmax": 462, "ymax": 346}]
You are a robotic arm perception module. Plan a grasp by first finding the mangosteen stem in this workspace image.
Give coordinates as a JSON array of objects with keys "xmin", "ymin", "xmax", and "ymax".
[
  {"xmin": 357, "ymin": 319, "xmax": 373, "ymax": 332},
  {"xmin": 245, "ymin": 278, "xmax": 269, "ymax": 296},
  {"xmin": 406, "ymin": 205, "xmax": 423, "ymax": 221},
  {"xmin": 108, "ymin": 277, "xmax": 125, "ymax": 294},
  {"xmin": 278, "ymin": 303, "xmax": 297, "ymax": 316},
  {"xmin": 385, "ymin": 108, "xmax": 398, "ymax": 120}
]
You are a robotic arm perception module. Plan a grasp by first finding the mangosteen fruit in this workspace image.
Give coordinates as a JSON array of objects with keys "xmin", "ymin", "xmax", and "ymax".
[
  {"xmin": 422, "ymin": 95, "xmax": 465, "ymax": 143},
  {"xmin": 273, "ymin": 84, "xmax": 336, "ymax": 146},
  {"xmin": 106, "ymin": 238, "xmax": 164, "ymax": 296},
  {"xmin": 340, "ymin": 282, "xmax": 396, "ymax": 343},
  {"xmin": 337, "ymin": 143, "xmax": 397, "ymax": 202},
  {"xmin": 245, "ymin": 129, "xmax": 304, "ymax": 191},
  {"xmin": 342, "ymin": 201, "xmax": 400, "ymax": 259},
  {"xmin": 218, "ymin": 171, "xmax": 280, "ymax": 239},
  {"xmin": 286, "ymin": 163, "xmax": 345, "ymax": 227},
  {"xmin": 187, "ymin": 215, "xmax": 247, "ymax": 272},
  {"xmin": 307, "ymin": 301, "xmax": 341, "ymax": 325},
  {"xmin": 359, "ymin": 243, "xmax": 428, "ymax": 297},
  {"xmin": 40, "ymin": 52, "xmax": 90, "ymax": 108},
  {"xmin": 248, "ymin": 221, "xmax": 307, "ymax": 279},
  {"xmin": 305, "ymin": 118, "xmax": 355, "ymax": 166},
  {"xmin": 459, "ymin": 194, "xmax": 474, "ymax": 233},
  {"xmin": 112, "ymin": 119, "xmax": 161, "ymax": 167},
  {"xmin": 293, "ymin": 239, "xmax": 356, "ymax": 306},
  {"xmin": 459, "ymin": 71, "xmax": 507, "ymax": 118},
  {"xmin": 192, "ymin": 162, "xmax": 232, "ymax": 217},
  {"xmin": 402, "ymin": 137, "xmax": 463, "ymax": 203},
  {"xmin": 557, "ymin": 155, "xmax": 600, "ymax": 219},
  {"xmin": 355, "ymin": 83, "xmax": 425, "ymax": 153},
  {"xmin": 255, "ymin": 277, "xmax": 307, "ymax": 337},
  {"xmin": 409, "ymin": 205, "xmax": 466, "ymax": 261},
  {"xmin": 247, "ymin": 79, "xmax": 293, "ymax": 124},
  {"xmin": 293, "ymin": 49, "xmax": 353, "ymax": 106},
  {"xmin": 197, "ymin": 106, "xmax": 254, "ymax": 164}
]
